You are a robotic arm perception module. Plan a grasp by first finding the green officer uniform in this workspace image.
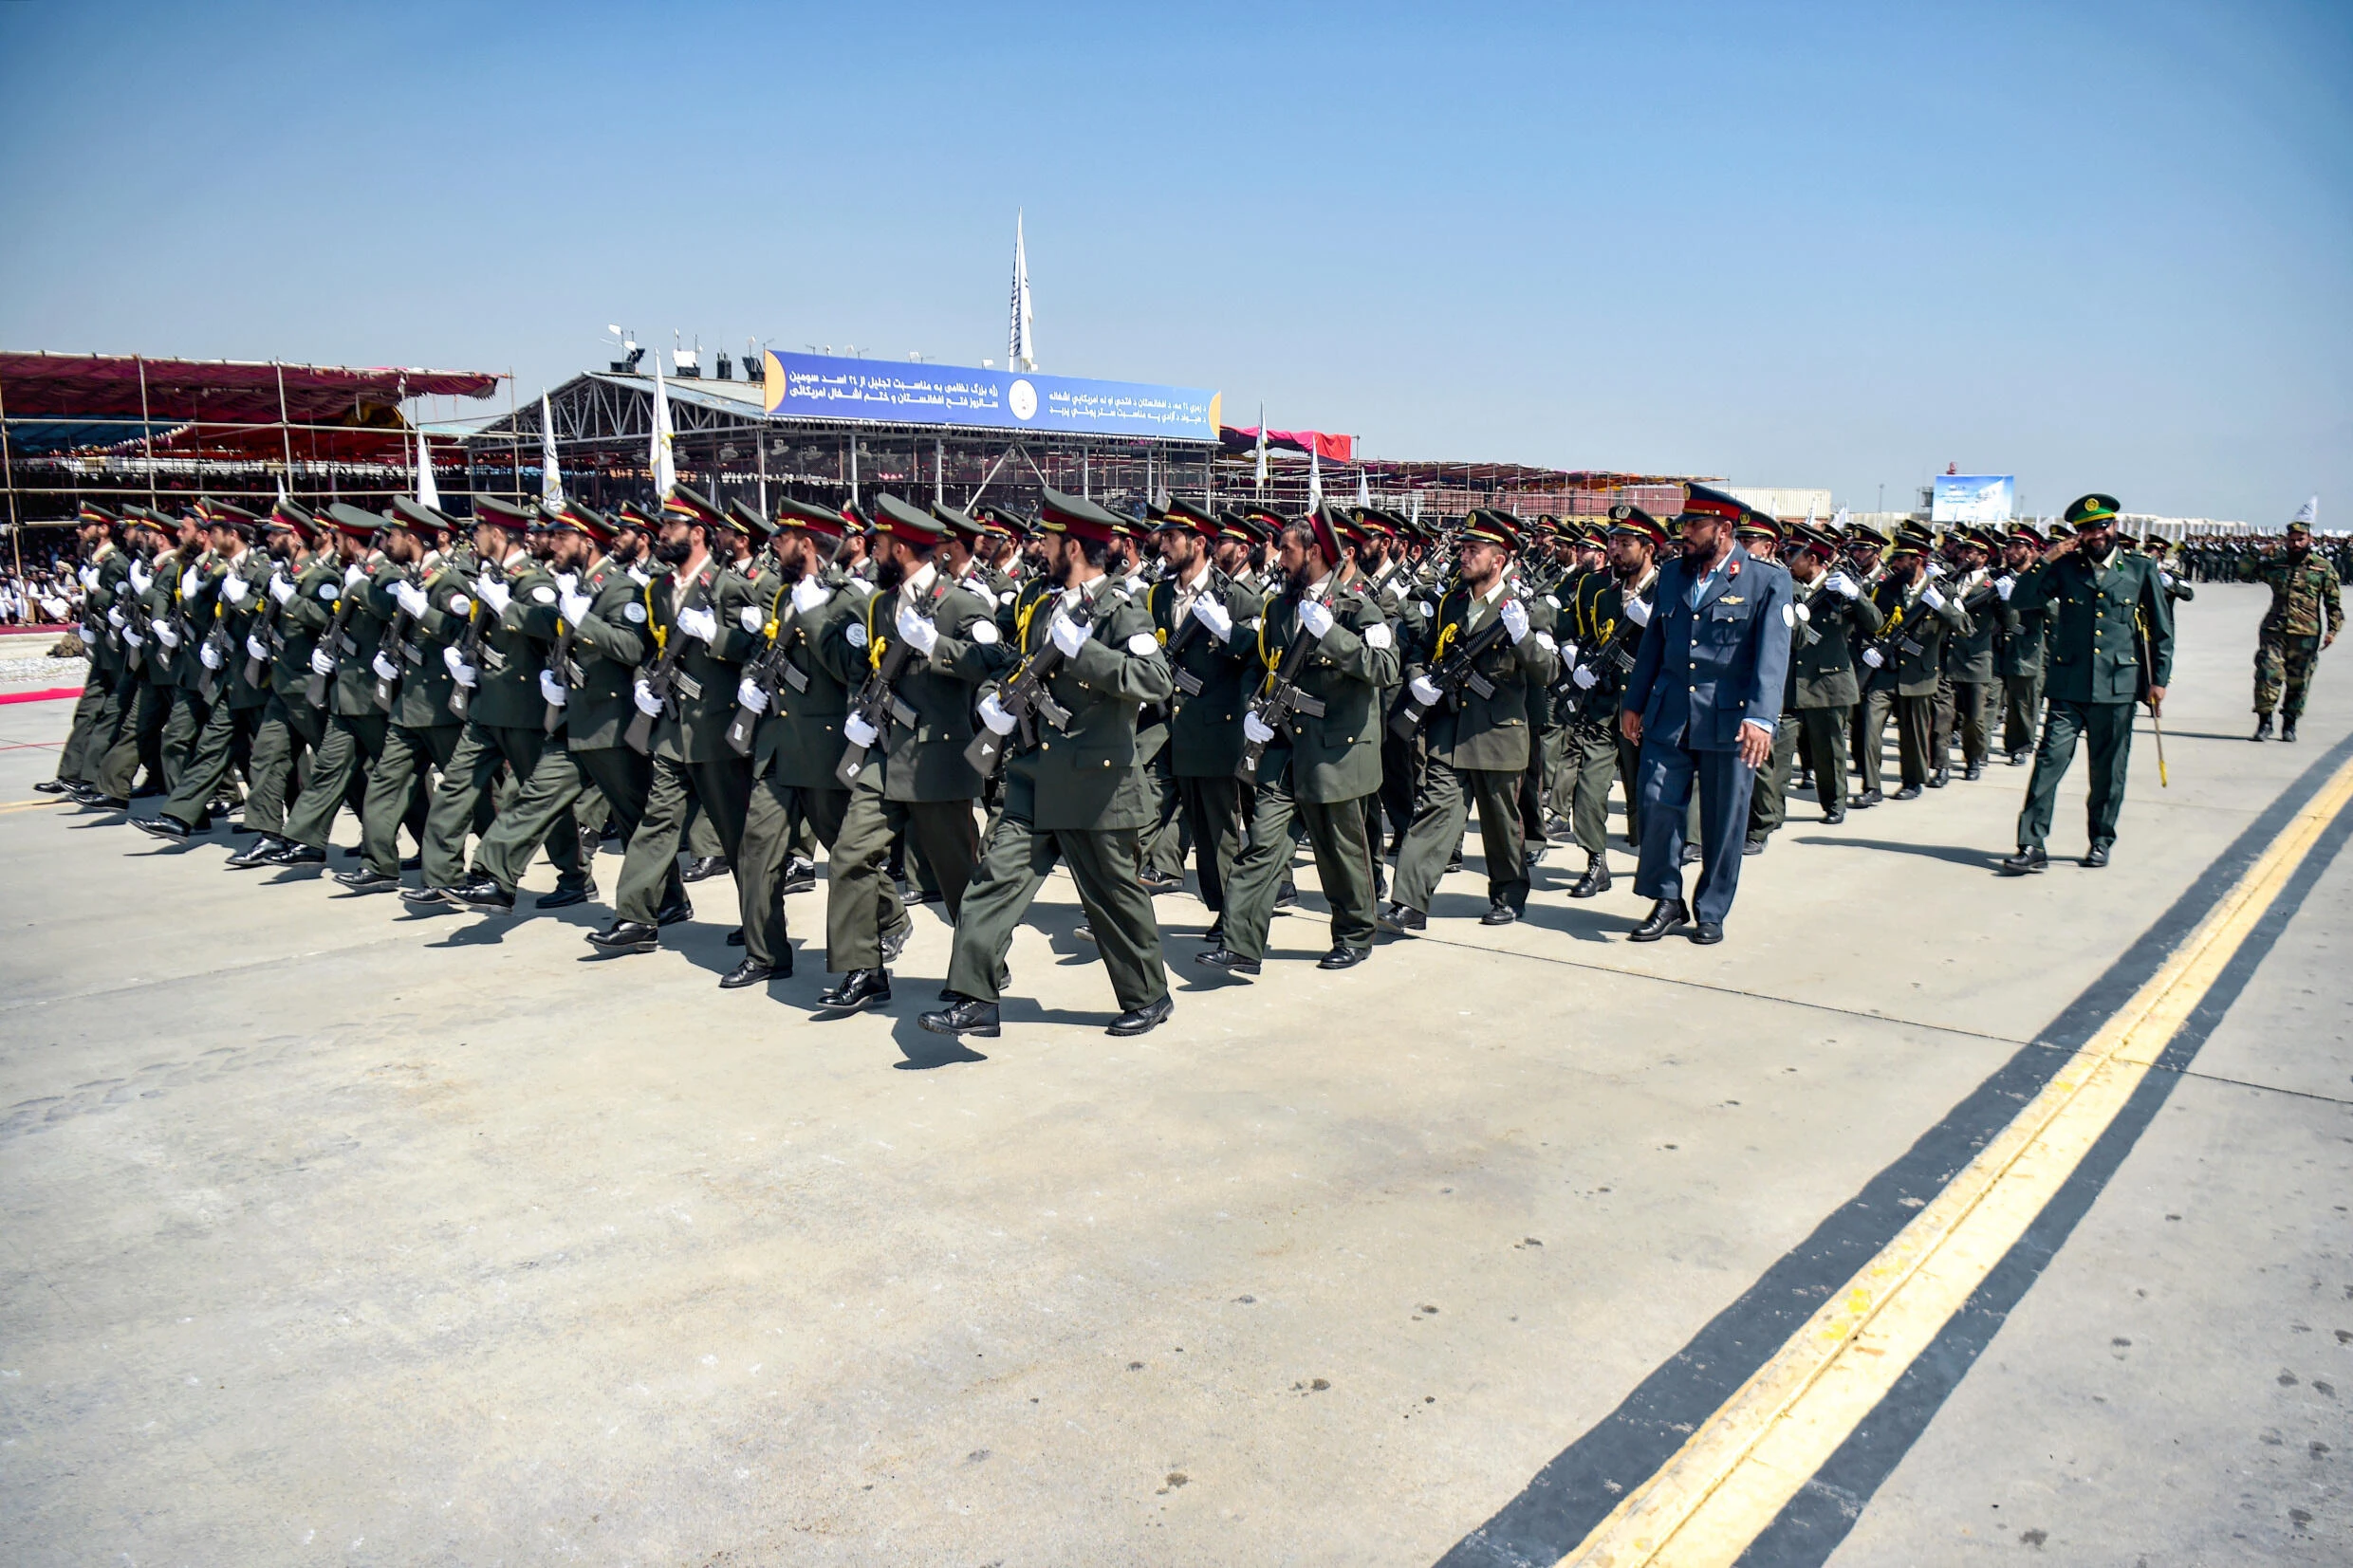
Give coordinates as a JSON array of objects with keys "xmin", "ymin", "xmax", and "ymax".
[
  {"xmin": 285, "ymin": 524, "xmax": 400, "ymax": 856},
  {"xmin": 1751, "ymin": 555, "xmax": 1881, "ymax": 836},
  {"xmin": 351, "ymin": 544, "xmax": 470, "ymax": 880},
  {"xmin": 157, "ymin": 538, "xmax": 274, "ymax": 831},
  {"xmin": 56, "ymin": 526, "xmax": 131, "ymax": 788},
  {"xmin": 1146, "ymin": 551, "xmax": 1265, "ymax": 931},
  {"xmin": 1932, "ymin": 565, "xmax": 2002, "ymax": 779},
  {"xmin": 239, "ymin": 548, "xmax": 341, "ymax": 844},
  {"xmin": 94, "ymin": 540, "xmax": 183, "ymax": 802},
  {"xmin": 1993, "ymin": 557, "xmax": 2047, "ymax": 762},
  {"xmin": 2010, "ymin": 496, "xmax": 2176, "ymax": 862},
  {"xmin": 1861, "ymin": 552, "xmax": 1970, "ymax": 796}
]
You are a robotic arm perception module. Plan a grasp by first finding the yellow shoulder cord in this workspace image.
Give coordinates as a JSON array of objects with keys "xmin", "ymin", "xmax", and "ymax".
[
  {"xmin": 765, "ymin": 581, "xmax": 787, "ymax": 643},
  {"xmin": 1255, "ymin": 600, "xmax": 1276, "ymax": 692},
  {"xmin": 866, "ymin": 591, "xmax": 887, "ymax": 672},
  {"xmin": 645, "ymin": 580, "xmax": 662, "ymax": 655},
  {"xmin": 1015, "ymin": 588, "xmax": 1044, "ymax": 648}
]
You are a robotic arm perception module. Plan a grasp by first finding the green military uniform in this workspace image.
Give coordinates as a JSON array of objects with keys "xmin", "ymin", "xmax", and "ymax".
[
  {"xmin": 733, "ymin": 557, "xmax": 901, "ymax": 975},
  {"xmin": 61, "ymin": 535, "xmax": 135, "ymax": 790},
  {"xmin": 285, "ymin": 523, "xmax": 399, "ymax": 855},
  {"xmin": 1390, "ymin": 564, "xmax": 1558, "ymax": 920},
  {"xmin": 239, "ymin": 550, "xmax": 340, "ymax": 843},
  {"xmin": 1751, "ymin": 553, "xmax": 1881, "ymax": 837},
  {"xmin": 941, "ymin": 563, "xmax": 1175, "ymax": 1016},
  {"xmin": 1993, "ymin": 558, "xmax": 2047, "ymax": 762},
  {"xmin": 818, "ymin": 546, "xmax": 1003, "ymax": 973},
  {"xmin": 2240, "ymin": 530, "xmax": 2341, "ymax": 731},
  {"xmin": 1860, "ymin": 552, "xmax": 1969, "ymax": 796},
  {"xmin": 352, "ymin": 544, "xmax": 469, "ymax": 880},
  {"xmin": 157, "ymin": 539, "xmax": 274, "ymax": 831},
  {"xmin": 608, "ymin": 539, "xmax": 759, "ymax": 928},
  {"xmin": 94, "ymin": 538, "xmax": 182, "ymax": 802},
  {"xmin": 1932, "ymin": 565, "xmax": 2002, "ymax": 778},
  {"xmin": 417, "ymin": 537, "xmax": 589, "ymax": 893},
  {"xmin": 157, "ymin": 542, "xmax": 225, "ymax": 797},
  {"xmin": 1215, "ymin": 552, "xmax": 1399, "ymax": 967},
  {"xmin": 1144, "ymin": 547, "xmax": 1265, "ymax": 931},
  {"xmin": 2010, "ymin": 497, "xmax": 2176, "ymax": 860},
  {"xmin": 1561, "ymin": 559, "xmax": 1657, "ymax": 871}
]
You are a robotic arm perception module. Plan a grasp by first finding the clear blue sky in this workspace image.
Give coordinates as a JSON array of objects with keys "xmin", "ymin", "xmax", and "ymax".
[{"xmin": 3, "ymin": 1, "xmax": 2345, "ymax": 523}]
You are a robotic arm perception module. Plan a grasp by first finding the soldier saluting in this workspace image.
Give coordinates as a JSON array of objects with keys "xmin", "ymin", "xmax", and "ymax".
[
  {"xmin": 2242, "ymin": 497, "xmax": 2340, "ymax": 743},
  {"xmin": 2001, "ymin": 493, "xmax": 2175, "ymax": 873}
]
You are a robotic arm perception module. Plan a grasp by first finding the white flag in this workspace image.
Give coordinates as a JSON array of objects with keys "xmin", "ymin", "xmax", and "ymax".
[
  {"xmin": 651, "ymin": 353, "xmax": 676, "ymax": 495},
  {"xmin": 1008, "ymin": 211, "xmax": 1036, "ymax": 372},
  {"xmin": 416, "ymin": 422, "xmax": 439, "ymax": 510},
  {"xmin": 539, "ymin": 393, "xmax": 565, "ymax": 507},
  {"xmin": 1307, "ymin": 444, "xmax": 1323, "ymax": 508},
  {"xmin": 1356, "ymin": 468, "xmax": 1370, "ymax": 507},
  {"xmin": 2292, "ymin": 495, "xmax": 2318, "ymax": 526},
  {"xmin": 1253, "ymin": 406, "xmax": 1267, "ymax": 492}
]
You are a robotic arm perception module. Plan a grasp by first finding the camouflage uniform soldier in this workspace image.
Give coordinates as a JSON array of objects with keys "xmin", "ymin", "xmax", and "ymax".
[{"xmin": 2241, "ymin": 500, "xmax": 2342, "ymax": 743}]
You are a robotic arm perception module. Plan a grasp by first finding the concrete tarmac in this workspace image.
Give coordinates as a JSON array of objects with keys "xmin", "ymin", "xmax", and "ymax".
[{"xmin": 0, "ymin": 583, "xmax": 2344, "ymax": 1565}]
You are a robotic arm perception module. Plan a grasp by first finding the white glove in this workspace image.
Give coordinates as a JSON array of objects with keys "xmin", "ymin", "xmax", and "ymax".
[
  {"xmin": 559, "ymin": 591, "xmax": 593, "ymax": 625},
  {"xmin": 1559, "ymin": 641, "xmax": 1579, "ymax": 667},
  {"xmin": 178, "ymin": 566, "xmax": 202, "ymax": 599},
  {"xmin": 79, "ymin": 565, "xmax": 98, "ymax": 590},
  {"xmin": 843, "ymin": 712, "xmax": 879, "ymax": 748},
  {"xmin": 372, "ymin": 651, "xmax": 398, "ymax": 681},
  {"xmin": 152, "ymin": 618, "xmax": 180, "ymax": 648},
  {"xmin": 1927, "ymin": 560, "xmax": 1949, "ymax": 580},
  {"xmin": 734, "ymin": 675, "xmax": 769, "ymax": 714},
  {"xmin": 1572, "ymin": 663, "xmax": 1600, "ymax": 691},
  {"xmin": 220, "ymin": 574, "xmax": 251, "ymax": 607},
  {"xmin": 1243, "ymin": 711, "xmax": 1277, "ymax": 746},
  {"xmin": 1862, "ymin": 647, "xmax": 1885, "ymax": 669},
  {"xmin": 897, "ymin": 602, "xmax": 939, "ymax": 656},
  {"xmin": 1297, "ymin": 598, "xmax": 1335, "ymax": 639},
  {"xmin": 392, "ymin": 580, "xmax": 431, "ymax": 618},
  {"xmin": 308, "ymin": 647, "xmax": 335, "ymax": 675},
  {"xmin": 247, "ymin": 634, "xmax": 269, "ymax": 661},
  {"xmin": 129, "ymin": 563, "xmax": 153, "ymax": 595},
  {"xmin": 552, "ymin": 571, "xmax": 578, "ymax": 596},
  {"xmin": 1994, "ymin": 576, "xmax": 2015, "ymax": 601},
  {"xmin": 1920, "ymin": 585, "xmax": 1946, "ymax": 611},
  {"xmin": 538, "ymin": 669, "xmax": 568, "ymax": 708},
  {"xmin": 198, "ymin": 641, "xmax": 224, "ymax": 671},
  {"xmin": 1826, "ymin": 571, "xmax": 1861, "ymax": 600},
  {"xmin": 1190, "ymin": 597, "xmax": 1233, "ymax": 641},
  {"xmin": 1408, "ymin": 674, "xmax": 1443, "ymax": 707},
  {"xmin": 2159, "ymin": 570, "xmax": 2175, "ymax": 588},
  {"xmin": 1500, "ymin": 598, "xmax": 1530, "ymax": 644},
  {"xmin": 443, "ymin": 646, "xmax": 478, "ymax": 687},
  {"xmin": 269, "ymin": 574, "xmax": 296, "ymax": 605},
  {"xmin": 632, "ymin": 678, "xmax": 662, "ymax": 716},
  {"xmin": 977, "ymin": 690, "xmax": 1018, "ymax": 735},
  {"xmin": 790, "ymin": 576, "xmax": 832, "ymax": 615},
  {"xmin": 123, "ymin": 626, "xmax": 144, "ymax": 648},
  {"xmin": 1623, "ymin": 596, "xmax": 1652, "ymax": 627},
  {"xmin": 738, "ymin": 604, "xmax": 766, "ymax": 634},
  {"xmin": 677, "ymin": 605, "xmax": 719, "ymax": 644},
  {"xmin": 107, "ymin": 606, "xmax": 127, "ymax": 629},
  {"xmin": 1049, "ymin": 614, "xmax": 1087, "ymax": 658},
  {"xmin": 475, "ymin": 574, "xmax": 511, "ymax": 616},
  {"xmin": 343, "ymin": 563, "xmax": 368, "ymax": 588},
  {"xmin": 845, "ymin": 620, "xmax": 868, "ymax": 648}
]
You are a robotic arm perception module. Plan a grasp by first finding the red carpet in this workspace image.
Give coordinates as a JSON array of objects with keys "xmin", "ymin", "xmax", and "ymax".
[{"xmin": 0, "ymin": 687, "xmax": 81, "ymax": 706}]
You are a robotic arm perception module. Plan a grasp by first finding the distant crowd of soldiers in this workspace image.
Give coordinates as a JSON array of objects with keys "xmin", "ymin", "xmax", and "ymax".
[{"xmin": 27, "ymin": 480, "xmax": 2334, "ymax": 1036}]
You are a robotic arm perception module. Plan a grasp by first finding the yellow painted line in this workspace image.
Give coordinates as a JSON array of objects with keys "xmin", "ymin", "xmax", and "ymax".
[
  {"xmin": 0, "ymin": 798, "xmax": 67, "ymax": 814},
  {"xmin": 1563, "ymin": 750, "xmax": 2353, "ymax": 1568}
]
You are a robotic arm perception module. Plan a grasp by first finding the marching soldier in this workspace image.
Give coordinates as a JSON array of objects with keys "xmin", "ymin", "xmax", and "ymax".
[
  {"xmin": 1751, "ymin": 522, "xmax": 1879, "ymax": 839},
  {"xmin": 2242, "ymin": 499, "xmax": 2341, "ymax": 742},
  {"xmin": 91, "ymin": 508, "xmax": 187, "ymax": 806},
  {"xmin": 725, "ymin": 497, "xmax": 905, "ymax": 988},
  {"xmin": 408, "ymin": 497, "xmax": 592, "ymax": 906},
  {"xmin": 43, "ymin": 504, "xmax": 130, "ymax": 800},
  {"xmin": 331, "ymin": 496, "xmax": 471, "ymax": 893},
  {"xmin": 584, "ymin": 486, "xmax": 758, "ymax": 950},
  {"xmin": 1383, "ymin": 508, "xmax": 1557, "ymax": 929},
  {"xmin": 2002, "ymin": 493, "xmax": 2175, "ymax": 872},
  {"xmin": 1145, "ymin": 499, "xmax": 1267, "ymax": 942},
  {"xmin": 226, "ymin": 503, "xmax": 337, "ymax": 865},
  {"xmin": 1199, "ymin": 503, "xmax": 1399, "ymax": 976},
  {"xmin": 267, "ymin": 504, "xmax": 400, "ymax": 867},
  {"xmin": 1558, "ymin": 507, "xmax": 1661, "ymax": 897},
  {"xmin": 1932, "ymin": 528, "xmax": 2002, "ymax": 784},
  {"xmin": 1992, "ymin": 524, "xmax": 2047, "ymax": 764},
  {"xmin": 139, "ymin": 502, "xmax": 273, "ymax": 839},
  {"xmin": 808, "ymin": 492, "xmax": 1007, "ymax": 1008},
  {"xmin": 922, "ymin": 487, "xmax": 1176, "ymax": 1039},
  {"xmin": 1860, "ymin": 528, "xmax": 1969, "ymax": 801}
]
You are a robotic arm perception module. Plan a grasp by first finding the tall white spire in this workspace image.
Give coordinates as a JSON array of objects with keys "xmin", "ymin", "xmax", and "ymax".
[
  {"xmin": 1008, "ymin": 211, "xmax": 1036, "ymax": 373},
  {"xmin": 650, "ymin": 354, "xmax": 676, "ymax": 495}
]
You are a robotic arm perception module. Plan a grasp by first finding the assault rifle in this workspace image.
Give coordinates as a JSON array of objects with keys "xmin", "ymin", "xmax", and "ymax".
[
  {"xmin": 724, "ymin": 582, "xmax": 816, "ymax": 756},
  {"xmin": 540, "ymin": 571, "xmax": 592, "ymax": 733},
  {"xmin": 1234, "ymin": 578, "xmax": 1337, "ymax": 784},
  {"xmin": 1160, "ymin": 574, "xmax": 1222, "ymax": 699},
  {"xmin": 305, "ymin": 570, "xmax": 366, "ymax": 708},
  {"xmin": 1556, "ymin": 593, "xmax": 1650, "ymax": 730},
  {"xmin": 1390, "ymin": 594, "xmax": 1521, "ymax": 739},
  {"xmin": 1860, "ymin": 586, "xmax": 1954, "ymax": 673},
  {"xmin": 195, "ymin": 585, "xmax": 235, "ymax": 702},
  {"xmin": 445, "ymin": 571, "xmax": 510, "ymax": 721},
  {"xmin": 377, "ymin": 570, "xmax": 425, "ymax": 712},
  {"xmin": 839, "ymin": 582, "xmax": 946, "ymax": 785},
  {"xmin": 962, "ymin": 584, "xmax": 1097, "ymax": 778},
  {"xmin": 242, "ymin": 569, "xmax": 294, "ymax": 688},
  {"xmin": 623, "ymin": 572, "xmax": 716, "ymax": 754}
]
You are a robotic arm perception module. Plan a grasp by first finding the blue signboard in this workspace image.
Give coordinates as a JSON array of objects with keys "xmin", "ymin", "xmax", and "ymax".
[
  {"xmin": 761, "ymin": 350, "xmax": 1219, "ymax": 442},
  {"xmin": 1931, "ymin": 474, "xmax": 2015, "ymax": 526}
]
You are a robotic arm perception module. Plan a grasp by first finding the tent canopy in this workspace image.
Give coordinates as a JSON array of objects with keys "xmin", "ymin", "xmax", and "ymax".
[{"xmin": 0, "ymin": 352, "xmax": 501, "ymax": 424}]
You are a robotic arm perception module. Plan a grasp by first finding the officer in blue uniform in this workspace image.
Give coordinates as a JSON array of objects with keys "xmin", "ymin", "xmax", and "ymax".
[{"xmin": 1618, "ymin": 486, "xmax": 1795, "ymax": 944}]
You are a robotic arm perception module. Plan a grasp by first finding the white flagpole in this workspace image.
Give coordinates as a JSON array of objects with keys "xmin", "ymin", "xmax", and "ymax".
[
  {"xmin": 539, "ymin": 392, "xmax": 565, "ymax": 507},
  {"xmin": 651, "ymin": 352, "xmax": 676, "ymax": 495}
]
